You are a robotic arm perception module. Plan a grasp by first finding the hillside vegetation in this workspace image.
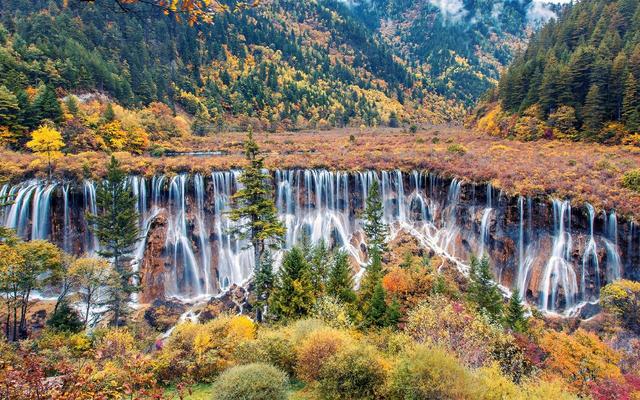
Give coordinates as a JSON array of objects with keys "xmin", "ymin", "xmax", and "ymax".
[{"xmin": 474, "ymin": 0, "xmax": 640, "ymax": 144}]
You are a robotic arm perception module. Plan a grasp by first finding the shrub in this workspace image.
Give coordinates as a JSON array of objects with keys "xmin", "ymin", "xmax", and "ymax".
[
  {"xmin": 46, "ymin": 300, "xmax": 84, "ymax": 333},
  {"xmin": 210, "ymin": 363, "xmax": 288, "ymax": 400},
  {"xmin": 405, "ymin": 296, "xmax": 496, "ymax": 367},
  {"xmin": 234, "ymin": 331, "xmax": 297, "ymax": 376},
  {"xmin": 311, "ymin": 296, "xmax": 354, "ymax": 329},
  {"xmin": 600, "ymin": 280, "xmax": 640, "ymax": 334},
  {"xmin": 387, "ymin": 345, "xmax": 477, "ymax": 399},
  {"xmin": 621, "ymin": 170, "xmax": 640, "ymax": 193},
  {"xmin": 409, "ymin": 124, "xmax": 418, "ymax": 134},
  {"xmin": 317, "ymin": 345, "xmax": 386, "ymax": 400},
  {"xmin": 447, "ymin": 143, "xmax": 467, "ymax": 155},
  {"xmin": 296, "ymin": 329, "xmax": 350, "ymax": 382}
]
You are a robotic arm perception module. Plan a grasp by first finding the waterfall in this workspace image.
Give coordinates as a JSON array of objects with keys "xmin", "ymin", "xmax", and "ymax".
[
  {"xmin": 582, "ymin": 204, "xmax": 599, "ymax": 301},
  {"xmin": 478, "ymin": 208, "xmax": 492, "ymax": 257},
  {"xmin": 538, "ymin": 200, "xmax": 578, "ymax": 312},
  {"xmin": 1, "ymin": 170, "xmax": 630, "ymax": 311},
  {"xmin": 604, "ymin": 211, "xmax": 621, "ymax": 282}
]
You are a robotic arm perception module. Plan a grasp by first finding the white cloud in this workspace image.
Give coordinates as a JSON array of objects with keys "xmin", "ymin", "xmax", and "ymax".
[{"xmin": 428, "ymin": 0, "xmax": 468, "ymax": 22}]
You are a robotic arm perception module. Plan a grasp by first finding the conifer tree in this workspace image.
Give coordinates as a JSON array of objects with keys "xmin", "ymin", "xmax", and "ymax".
[
  {"xmin": 386, "ymin": 296, "xmax": 402, "ymax": 328},
  {"xmin": 583, "ymin": 84, "xmax": 606, "ymax": 136},
  {"xmin": 0, "ymin": 86, "xmax": 20, "ymax": 137},
  {"xmin": 229, "ymin": 130, "xmax": 285, "ymax": 267},
  {"xmin": 310, "ymin": 240, "xmax": 331, "ymax": 297},
  {"xmin": 505, "ymin": 288, "xmax": 528, "ymax": 333},
  {"xmin": 270, "ymin": 246, "xmax": 315, "ymax": 319},
  {"xmin": 33, "ymin": 85, "xmax": 62, "ymax": 124},
  {"xmin": 88, "ymin": 156, "xmax": 140, "ymax": 326},
  {"xmin": 468, "ymin": 256, "xmax": 504, "ymax": 323},
  {"xmin": 623, "ymin": 73, "xmax": 640, "ymax": 132},
  {"xmin": 327, "ymin": 250, "xmax": 356, "ymax": 304},
  {"xmin": 358, "ymin": 250, "xmax": 385, "ymax": 326},
  {"xmin": 362, "ymin": 180, "xmax": 389, "ymax": 256},
  {"xmin": 365, "ymin": 281, "xmax": 388, "ymax": 327},
  {"xmin": 254, "ymin": 250, "xmax": 275, "ymax": 321}
]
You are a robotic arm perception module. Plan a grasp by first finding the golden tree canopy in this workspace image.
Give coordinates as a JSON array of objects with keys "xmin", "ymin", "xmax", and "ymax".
[{"xmin": 26, "ymin": 125, "xmax": 65, "ymax": 160}]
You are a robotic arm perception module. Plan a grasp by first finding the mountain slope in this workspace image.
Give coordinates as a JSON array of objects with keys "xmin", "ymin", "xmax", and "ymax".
[
  {"xmin": 474, "ymin": 0, "xmax": 640, "ymax": 143},
  {"xmin": 0, "ymin": 0, "xmax": 467, "ymax": 133}
]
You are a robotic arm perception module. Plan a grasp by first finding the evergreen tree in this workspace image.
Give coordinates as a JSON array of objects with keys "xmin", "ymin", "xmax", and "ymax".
[
  {"xmin": 505, "ymin": 289, "xmax": 528, "ymax": 333},
  {"xmin": 623, "ymin": 73, "xmax": 640, "ymax": 132},
  {"xmin": 0, "ymin": 85, "xmax": 20, "ymax": 138},
  {"xmin": 33, "ymin": 85, "xmax": 63, "ymax": 124},
  {"xmin": 365, "ymin": 281, "xmax": 388, "ymax": 327},
  {"xmin": 386, "ymin": 296, "xmax": 401, "ymax": 328},
  {"xmin": 103, "ymin": 103, "xmax": 116, "ymax": 122},
  {"xmin": 358, "ymin": 250, "xmax": 386, "ymax": 326},
  {"xmin": 583, "ymin": 84, "xmax": 607, "ymax": 136},
  {"xmin": 467, "ymin": 256, "xmax": 504, "ymax": 323},
  {"xmin": 46, "ymin": 300, "xmax": 84, "ymax": 333},
  {"xmin": 327, "ymin": 250, "xmax": 356, "ymax": 304},
  {"xmin": 254, "ymin": 250, "xmax": 275, "ymax": 321},
  {"xmin": 362, "ymin": 180, "xmax": 389, "ymax": 256},
  {"xmin": 88, "ymin": 156, "xmax": 140, "ymax": 326},
  {"xmin": 310, "ymin": 240, "xmax": 331, "ymax": 298},
  {"xmin": 229, "ymin": 130, "xmax": 285, "ymax": 267},
  {"xmin": 270, "ymin": 246, "xmax": 315, "ymax": 319}
]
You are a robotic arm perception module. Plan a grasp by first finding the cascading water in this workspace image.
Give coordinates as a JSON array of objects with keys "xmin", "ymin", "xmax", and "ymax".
[
  {"xmin": 604, "ymin": 211, "xmax": 622, "ymax": 283},
  {"xmin": 538, "ymin": 200, "xmax": 578, "ymax": 312},
  {"xmin": 582, "ymin": 204, "xmax": 599, "ymax": 301},
  {"xmin": 1, "ymin": 171, "xmax": 631, "ymax": 314}
]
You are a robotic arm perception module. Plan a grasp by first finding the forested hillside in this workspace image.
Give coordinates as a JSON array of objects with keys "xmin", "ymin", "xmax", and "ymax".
[
  {"xmin": 0, "ymin": 0, "xmax": 468, "ymax": 136},
  {"xmin": 474, "ymin": 0, "xmax": 640, "ymax": 144},
  {"xmin": 347, "ymin": 0, "xmax": 543, "ymax": 103}
]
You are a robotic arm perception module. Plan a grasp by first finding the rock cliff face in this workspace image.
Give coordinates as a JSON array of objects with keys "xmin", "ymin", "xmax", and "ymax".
[{"xmin": 1, "ymin": 170, "xmax": 637, "ymax": 316}]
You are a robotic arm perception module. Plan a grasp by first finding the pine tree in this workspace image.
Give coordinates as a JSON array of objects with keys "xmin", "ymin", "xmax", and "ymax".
[
  {"xmin": 505, "ymin": 289, "xmax": 528, "ymax": 333},
  {"xmin": 33, "ymin": 85, "xmax": 62, "ymax": 124},
  {"xmin": 358, "ymin": 250, "xmax": 385, "ymax": 326},
  {"xmin": 623, "ymin": 73, "xmax": 640, "ymax": 132},
  {"xmin": 103, "ymin": 103, "xmax": 116, "ymax": 122},
  {"xmin": 386, "ymin": 296, "xmax": 401, "ymax": 328},
  {"xmin": 366, "ymin": 281, "xmax": 387, "ymax": 327},
  {"xmin": 270, "ymin": 246, "xmax": 315, "ymax": 320},
  {"xmin": 362, "ymin": 179, "xmax": 389, "ymax": 256},
  {"xmin": 229, "ymin": 130, "xmax": 285, "ymax": 268},
  {"xmin": 468, "ymin": 256, "xmax": 504, "ymax": 323},
  {"xmin": 327, "ymin": 250, "xmax": 356, "ymax": 304},
  {"xmin": 310, "ymin": 240, "xmax": 331, "ymax": 298},
  {"xmin": 254, "ymin": 250, "xmax": 275, "ymax": 321},
  {"xmin": 88, "ymin": 156, "xmax": 140, "ymax": 326},
  {"xmin": 0, "ymin": 86, "xmax": 20, "ymax": 137},
  {"xmin": 583, "ymin": 84, "xmax": 606, "ymax": 136}
]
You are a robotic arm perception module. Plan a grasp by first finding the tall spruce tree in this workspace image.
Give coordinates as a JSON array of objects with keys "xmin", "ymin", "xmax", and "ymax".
[
  {"xmin": 88, "ymin": 156, "xmax": 140, "ymax": 325},
  {"xmin": 254, "ymin": 250, "xmax": 275, "ymax": 321},
  {"xmin": 505, "ymin": 289, "xmax": 528, "ymax": 333},
  {"xmin": 468, "ymin": 256, "xmax": 504, "ymax": 324},
  {"xmin": 270, "ymin": 246, "xmax": 315, "ymax": 320},
  {"xmin": 623, "ymin": 73, "xmax": 640, "ymax": 131},
  {"xmin": 229, "ymin": 130, "xmax": 285, "ymax": 268},
  {"xmin": 310, "ymin": 240, "xmax": 331, "ymax": 298},
  {"xmin": 362, "ymin": 179, "xmax": 389, "ymax": 256},
  {"xmin": 327, "ymin": 250, "xmax": 356, "ymax": 304}
]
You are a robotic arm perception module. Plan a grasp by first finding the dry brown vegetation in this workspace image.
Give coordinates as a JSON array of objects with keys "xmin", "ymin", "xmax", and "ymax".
[{"xmin": 3, "ymin": 125, "xmax": 640, "ymax": 218}]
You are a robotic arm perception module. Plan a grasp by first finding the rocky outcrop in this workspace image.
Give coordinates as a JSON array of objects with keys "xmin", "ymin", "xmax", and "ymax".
[{"xmin": 140, "ymin": 211, "xmax": 168, "ymax": 303}]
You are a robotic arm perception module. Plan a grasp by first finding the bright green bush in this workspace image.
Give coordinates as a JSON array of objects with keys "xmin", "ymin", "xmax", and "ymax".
[
  {"xmin": 317, "ymin": 345, "xmax": 386, "ymax": 400},
  {"xmin": 386, "ymin": 345, "xmax": 477, "ymax": 400},
  {"xmin": 210, "ymin": 363, "xmax": 288, "ymax": 400},
  {"xmin": 447, "ymin": 143, "xmax": 467, "ymax": 155},
  {"xmin": 621, "ymin": 169, "xmax": 640, "ymax": 193}
]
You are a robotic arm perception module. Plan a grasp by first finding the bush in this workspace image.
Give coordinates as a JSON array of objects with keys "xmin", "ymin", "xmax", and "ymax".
[
  {"xmin": 210, "ymin": 363, "xmax": 288, "ymax": 400},
  {"xmin": 317, "ymin": 345, "xmax": 386, "ymax": 400},
  {"xmin": 296, "ymin": 328, "xmax": 350, "ymax": 382},
  {"xmin": 386, "ymin": 345, "xmax": 477, "ymax": 399},
  {"xmin": 46, "ymin": 300, "xmax": 84, "ymax": 333},
  {"xmin": 621, "ymin": 170, "xmax": 640, "ymax": 193},
  {"xmin": 600, "ymin": 280, "xmax": 640, "ymax": 334},
  {"xmin": 447, "ymin": 143, "xmax": 467, "ymax": 155},
  {"xmin": 234, "ymin": 331, "xmax": 297, "ymax": 376}
]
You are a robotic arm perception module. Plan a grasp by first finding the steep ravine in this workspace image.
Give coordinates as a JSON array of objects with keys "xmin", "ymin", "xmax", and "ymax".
[{"xmin": 1, "ymin": 170, "xmax": 637, "ymax": 317}]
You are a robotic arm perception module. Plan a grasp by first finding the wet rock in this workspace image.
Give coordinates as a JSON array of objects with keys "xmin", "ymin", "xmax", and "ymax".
[
  {"xmin": 144, "ymin": 299, "xmax": 187, "ymax": 331},
  {"xmin": 199, "ymin": 284, "xmax": 252, "ymax": 322},
  {"xmin": 140, "ymin": 212, "xmax": 168, "ymax": 303}
]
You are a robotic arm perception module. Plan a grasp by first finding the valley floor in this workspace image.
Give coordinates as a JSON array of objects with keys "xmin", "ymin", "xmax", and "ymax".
[{"xmin": 2, "ymin": 125, "xmax": 640, "ymax": 217}]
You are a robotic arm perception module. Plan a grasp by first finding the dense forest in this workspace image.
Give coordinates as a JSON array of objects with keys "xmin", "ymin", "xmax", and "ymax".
[
  {"xmin": 476, "ymin": 0, "xmax": 640, "ymax": 143},
  {"xmin": 0, "ymin": 0, "xmax": 470, "ymax": 137}
]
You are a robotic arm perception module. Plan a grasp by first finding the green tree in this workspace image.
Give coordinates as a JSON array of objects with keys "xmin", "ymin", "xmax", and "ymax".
[
  {"xmin": 88, "ymin": 156, "xmax": 140, "ymax": 326},
  {"xmin": 254, "ymin": 250, "xmax": 275, "ymax": 322},
  {"xmin": 583, "ymin": 84, "xmax": 607, "ymax": 136},
  {"xmin": 46, "ymin": 300, "xmax": 83, "ymax": 333},
  {"xmin": 103, "ymin": 102, "xmax": 116, "ymax": 122},
  {"xmin": 468, "ymin": 256, "xmax": 503, "ymax": 323},
  {"xmin": 327, "ymin": 251, "xmax": 356, "ymax": 304},
  {"xmin": 362, "ymin": 179, "xmax": 389, "ymax": 256},
  {"xmin": 623, "ymin": 73, "xmax": 640, "ymax": 132},
  {"xmin": 270, "ymin": 247, "xmax": 315, "ymax": 319},
  {"xmin": 366, "ymin": 281, "xmax": 388, "ymax": 327},
  {"xmin": 309, "ymin": 240, "xmax": 331, "ymax": 298},
  {"xmin": 0, "ymin": 85, "xmax": 21, "ymax": 143},
  {"xmin": 505, "ymin": 289, "xmax": 528, "ymax": 333},
  {"xmin": 358, "ymin": 250, "xmax": 386, "ymax": 327},
  {"xmin": 33, "ymin": 85, "xmax": 62, "ymax": 124},
  {"xmin": 229, "ymin": 130, "xmax": 285, "ymax": 270}
]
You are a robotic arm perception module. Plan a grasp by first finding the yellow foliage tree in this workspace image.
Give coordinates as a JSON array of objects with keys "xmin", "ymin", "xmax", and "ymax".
[{"xmin": 26, "ymin": 125, "xmax": 65, "ymax": 179}]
